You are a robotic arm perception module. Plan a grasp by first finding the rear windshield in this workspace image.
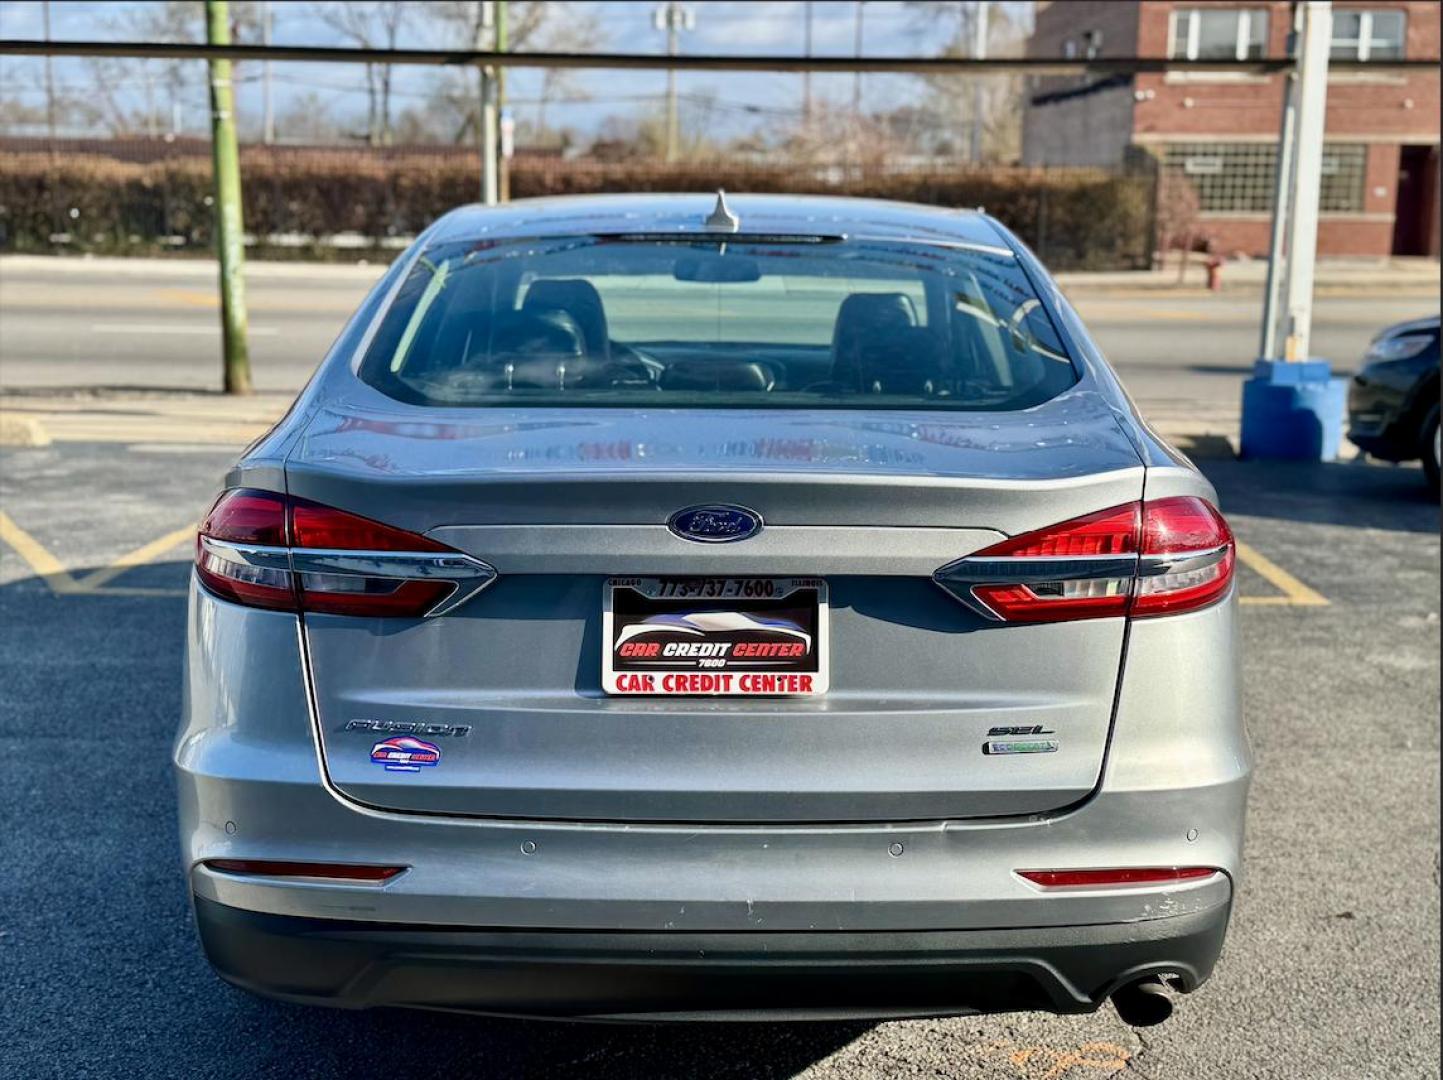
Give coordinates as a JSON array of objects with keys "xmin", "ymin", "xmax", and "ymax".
[{"xmin": 357, "ymin": 235, "xmax": 1077, "ymax": 411}]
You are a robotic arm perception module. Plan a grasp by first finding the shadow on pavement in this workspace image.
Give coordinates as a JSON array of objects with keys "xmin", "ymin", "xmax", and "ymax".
[
  {"xmin": 1200, "ymin": 456, "xmax": 1438, "ymax": 534},
  {"xmin": 226, "ymin": 998, "xmax": 870, "ymax": 1078}
]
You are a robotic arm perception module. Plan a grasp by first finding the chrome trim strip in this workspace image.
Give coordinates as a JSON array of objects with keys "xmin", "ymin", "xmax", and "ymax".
[
  {"xmin": 199, "ymin": 538, "xmax": 497, "ymax": 617},
  {"xmin": 935, "ymin": 553, "xmax": 1140, "ymax": 585},
  {"xmin": 291, "ymin": 548, "xmax": 496, "ymax": 617},
  {"xmin": 932, "ymin": 553, "xmax": 1138, "ymax": 621},
  {"xmin": 1137, "ymin": 544, "xmax": 1231, "ymax": 577},
  {"xmin": 197, "ymin": 537, "xmax": 292, "ymax": 572}
]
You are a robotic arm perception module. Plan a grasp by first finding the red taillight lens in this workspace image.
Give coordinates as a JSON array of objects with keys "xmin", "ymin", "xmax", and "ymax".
[
  {"xmin": 978, "ymin": 503, "xmax": 1141, "ymax": 558},
  {"xmin": 944, "ymin": 497, "xmax": 1234, "ymax": 623},
  {"xmin": 195, "ymin": 489, "xmax": 468, "ymax": 617},
  {"xmin": 297, "ymin": 576, "xmax": 454, "ymax": 617},
  {"xmin": 1133, "ymin": 496, "xmax": 1234, "ymax": 618},
  {"xmin": 1018, "ymin": 867, "xmax": 1219, "ymax": 889},
  {"xmin": 195, "ymin": 490, "xmax": 296, "ymax": 610},
  {"xmin": 202, "ymin": 859, "xmax": 405, "ymax": 882},
  {"xmin": 291, "ymin": 500, "xmax": 451, "ymax": 552},
  {"xmin": 201, "ymin": 490, "xmax": 288, "ymax": 546}
]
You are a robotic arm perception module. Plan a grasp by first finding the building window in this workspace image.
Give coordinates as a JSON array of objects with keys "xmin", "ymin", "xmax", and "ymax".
[
  {"xmin": 1169, "ymin": 8, "xmax": 1269, "ymax": 60},
  {"xmin": 1163, "ymin": 143, "xmax": 1367, "ymax": 213},
  {"xmin": 1330, "ymin": 10, "xmax": 1406, "ymax": 61}
]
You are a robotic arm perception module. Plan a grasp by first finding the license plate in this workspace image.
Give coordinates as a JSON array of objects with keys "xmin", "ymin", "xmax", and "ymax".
[{"xmin": 603, "ymin": 577, "xmax": 828, "ymax": 696}]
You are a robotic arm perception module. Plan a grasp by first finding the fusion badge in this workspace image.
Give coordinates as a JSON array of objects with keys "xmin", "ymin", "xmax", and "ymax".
[{"xmin": 370, "ymin": 736, "xmax": 442, "ymax": 772}]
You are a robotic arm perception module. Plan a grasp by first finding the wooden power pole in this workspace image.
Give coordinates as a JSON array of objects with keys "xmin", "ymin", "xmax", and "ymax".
[{"xmin": 205, "ymin": 0, "xmax": 252, "ymax": 395}]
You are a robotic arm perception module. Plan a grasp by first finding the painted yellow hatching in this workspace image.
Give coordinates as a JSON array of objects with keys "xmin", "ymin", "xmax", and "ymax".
[
  {"xmin": 0, "ymin": 511, "xmax": 190, "ymax": 597},
  {"xmin": 1235, "ymin": 541, "xmax": 1329, "ymax": 607}
]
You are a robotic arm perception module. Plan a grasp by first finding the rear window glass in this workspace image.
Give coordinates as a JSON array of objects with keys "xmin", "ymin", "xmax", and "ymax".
[{"xmin": 357, "ymin": 235, "xmax": 1077, "ymax": 411}]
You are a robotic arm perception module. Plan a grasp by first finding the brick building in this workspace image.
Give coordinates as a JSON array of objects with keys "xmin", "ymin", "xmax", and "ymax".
[{"xmin": 1023, "ymin": 1, "xmax": 1440, "ymax": 258}]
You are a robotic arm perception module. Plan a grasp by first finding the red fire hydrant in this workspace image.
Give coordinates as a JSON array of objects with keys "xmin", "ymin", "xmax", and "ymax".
[{"xmin": 1204, "ymin": 243, "xmax": 1224, "ymax": 292}]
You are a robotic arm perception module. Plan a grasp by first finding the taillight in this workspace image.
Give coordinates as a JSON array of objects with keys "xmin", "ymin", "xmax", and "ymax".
[
  {"xmin": 195, "ymin": 488, "xmax": 495, "ymax": 618},
  {"xmin": 1132, "ymin": 496, "xmax": 1235, "ymax": 617},
  {"xmin": 934, "ymin": 497, "xmax": 1233, "ymax": 623},
  {"xmin": 1017, "ymin": 867, "xmax": 1219, "ymax": 889},
  {"xmin": 195, "ymin": 491, "xmax": 295, "ymax": 611}
]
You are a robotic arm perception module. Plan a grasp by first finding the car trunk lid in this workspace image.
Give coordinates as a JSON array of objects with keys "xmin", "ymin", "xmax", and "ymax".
[{"xmin": 293, "ymin": 389, "xmax": 1144, "ymax": 822}]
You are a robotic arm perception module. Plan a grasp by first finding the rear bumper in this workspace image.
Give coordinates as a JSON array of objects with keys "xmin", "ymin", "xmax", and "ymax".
[
  {"xmin": 194, "ymin": 893, "xmax": 1231, "ymax": 1021},
  {"xmin": 1347, "ymin": 370, "xmax": 1427, "ymax": 460}
]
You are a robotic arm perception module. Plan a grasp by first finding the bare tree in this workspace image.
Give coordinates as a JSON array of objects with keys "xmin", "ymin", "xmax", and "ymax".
[
  {"xmin": 1154, "ymin": 168, "xmax": 1202, "ymax": 271},
  {"xmin": 311, "ymin": 1, "xmax": 409, "ymax": 145},
  {"xmin": 273, "ymin": 91, "xmax": 347, "ymax": 144},
  {"xmin": 899, "ymin": 1, "xmax": 1030, "ymax": 162},
  {"xmin": 419, "ymin": 2, "xmax": 596, "ymax": 145},
  {"xmin": 85, "ymin": 1, "xmax": 260, "ymax": 136}
]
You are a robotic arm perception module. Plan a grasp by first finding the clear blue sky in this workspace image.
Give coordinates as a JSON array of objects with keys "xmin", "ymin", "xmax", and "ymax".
[{"xmin": 0, "ymin": 1, "xmax": 1034, "ymax": 141}]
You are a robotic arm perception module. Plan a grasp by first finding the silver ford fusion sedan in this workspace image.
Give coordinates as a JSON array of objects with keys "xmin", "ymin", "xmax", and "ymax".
[{"xmin": 176, "ymin": 193, "xmax": 1249, "ymax": 1026}]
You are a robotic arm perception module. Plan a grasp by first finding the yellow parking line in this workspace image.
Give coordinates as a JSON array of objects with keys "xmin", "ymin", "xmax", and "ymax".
[
  {"xmin": 0, "ymin": 511, "xmax": 82, "ymax": 593},
  {"xmin": 1235, "ymin": 541, "xmax": 1329, "ymax": 606},
  {"xmin": 0, "ymin": 512, "xmax": 190, "ymax": 597},
  {"xmin": 76, "ymin": 585, "xmax": 189, "ymax": 598},
  {"xmin": 77, "ymin": 524, "xmax": 195, "ymax": 590}
]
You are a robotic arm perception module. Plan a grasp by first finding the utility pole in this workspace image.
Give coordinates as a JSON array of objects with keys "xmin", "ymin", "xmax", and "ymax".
[
  {"xmin": 261, "ymin": 0, "xmax": 274, "ymax": 144},
  {"xmin": 654, "ymin": 2, "xmax": 694, "ymax": 162},
  {"xmin": 42, "ymin": 0, "xmax": 56, "ymax": 144},
  {"xmin": 144, "ymin": 68, "xmax": 156, "ymax": 136},
  {"xmin": 852, "ymin": 1, "xmax": 865, "ymax": 122},
  {"xmin": 496, "ymin": 0, "xmax": 510, "ymax": 201},
  {"xmin": 1259, "ymin": 66, "xmax": 1298, "ymax": 360},
  {"xmin": 1279, "ymin": 0, "xmax": 1331, "ymax": 362},
  {"xmin": 970, "ymin": 0, "xmax": 989, "ymax": 163},
  {"xmin": 477, "ymin": 0, "xmax": 498, "ymax": 205},
  {"xmin": 802, "ymin": 1, "xmax": 813, "ymax": 125},
  {"xmin": 1240, "ymin": 1, "xmax": 1343, "ymax": 461},
  {"xmin": 205, "ymin": 0, "xmax": 251, "ymax": 395}
]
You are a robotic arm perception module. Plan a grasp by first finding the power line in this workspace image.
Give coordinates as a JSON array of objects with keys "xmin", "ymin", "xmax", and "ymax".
[{"xmin": 3, "ymin": 39, "xmax": 1435, "ymax": 75}]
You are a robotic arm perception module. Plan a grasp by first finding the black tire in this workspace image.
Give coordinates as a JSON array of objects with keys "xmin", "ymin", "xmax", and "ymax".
[{"xmin": 1422, "ymin": 404, "xmax": 1440, "ymax": 493}]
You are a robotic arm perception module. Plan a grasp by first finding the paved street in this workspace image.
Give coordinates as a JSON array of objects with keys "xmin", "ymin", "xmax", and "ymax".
[{"xmin": 0, "ymin": 433, "xmax": 1437, "ymax": 1079}]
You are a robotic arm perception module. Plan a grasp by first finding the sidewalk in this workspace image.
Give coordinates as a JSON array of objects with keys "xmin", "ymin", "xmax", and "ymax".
[
  {"xmin": 1056, "ymin": 254, "xmax": 1441, "ymax": 296},
  {"xmin": 0, "ymin": 388, "xmax": 293, "ymax": 448}
]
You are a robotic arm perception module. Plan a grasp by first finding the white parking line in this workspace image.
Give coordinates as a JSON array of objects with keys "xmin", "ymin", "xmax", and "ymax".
[{"xmin": 90, "ymin": 323, "xmax": 279, "ymax": 336}]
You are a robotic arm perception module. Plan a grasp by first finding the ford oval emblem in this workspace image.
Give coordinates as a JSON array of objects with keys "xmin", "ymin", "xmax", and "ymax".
[{"xmin": 667, "ymin": 504, "xmax": 763, "ymax": 544}]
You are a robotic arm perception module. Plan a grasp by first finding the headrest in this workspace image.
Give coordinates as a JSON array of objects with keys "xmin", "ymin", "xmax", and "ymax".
[
  {"xmin": 489, "ymin": 309, "xmax": 585, "ymax": 359},
  {"xmin": 522, "ymin": 278, "xmax": 609, "ymax": 358}
]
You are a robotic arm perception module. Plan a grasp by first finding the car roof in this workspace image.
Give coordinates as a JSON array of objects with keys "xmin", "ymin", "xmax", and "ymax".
[
  {"xmin": 427, "ymin": 193, "xmax": 1013, "ymax": 253},
  {"xmin": 1380, "ymin": 314, "xmax": 1441, "ymax": 337}
]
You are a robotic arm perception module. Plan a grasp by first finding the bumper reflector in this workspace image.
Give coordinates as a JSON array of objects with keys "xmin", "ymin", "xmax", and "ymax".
[
  {"xmin": 202, "ymin": 859, "xmax": 406, "ymax": 882},
  {"xmin": 1018, "ymin": 867, "xmax": 1219, "ymax": 889}
]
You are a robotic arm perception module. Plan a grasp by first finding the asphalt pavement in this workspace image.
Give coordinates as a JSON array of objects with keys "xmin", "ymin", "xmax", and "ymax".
[{"xmin": 0, "ymin": 434, "xmax": 1438, "ymax": 1080}]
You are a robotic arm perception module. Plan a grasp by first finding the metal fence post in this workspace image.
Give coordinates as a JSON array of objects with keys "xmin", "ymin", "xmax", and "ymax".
[{"xmin": 205, "ymin": 0, "xmax": 252, "ymax": 395}]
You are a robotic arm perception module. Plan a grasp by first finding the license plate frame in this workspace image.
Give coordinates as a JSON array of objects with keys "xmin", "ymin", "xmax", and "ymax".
[{"xmin": 602, "ymin": 577, "xmax": 829, "ymax": 696}]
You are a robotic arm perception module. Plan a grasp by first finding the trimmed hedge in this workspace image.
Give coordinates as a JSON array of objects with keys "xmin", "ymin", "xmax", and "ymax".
[{"xmin": 0, "ymin": 149, "xmax": 1155, "ymax": 270}]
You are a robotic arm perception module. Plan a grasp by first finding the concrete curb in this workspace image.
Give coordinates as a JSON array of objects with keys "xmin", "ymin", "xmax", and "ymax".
[
  {"xmin": 5, "ymin": 253, "xmax": 1437, "ymax": 292},
  {"xmin": 0, "ymin": 254, "xmax": 388, "ymax": 281},
  {"xmin": 0, "ymin": 412, "xmax": 52, "ymax": 447}
]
